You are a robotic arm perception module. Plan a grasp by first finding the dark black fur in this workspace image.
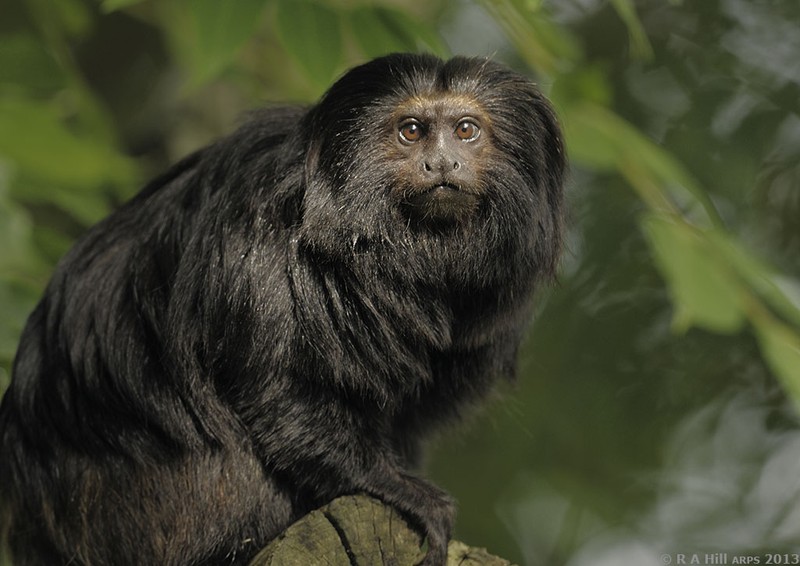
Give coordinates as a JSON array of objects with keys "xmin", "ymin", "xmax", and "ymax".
[{"xmin": 0, "ymin": 54, "xmax": 565, "ymax": 565}]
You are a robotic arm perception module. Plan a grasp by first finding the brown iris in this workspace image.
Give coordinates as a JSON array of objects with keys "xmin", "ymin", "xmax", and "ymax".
[
  {"xmin": 399, "ymin": 121, "xmax": 423, "ymax": 142},
  {"xmin": 455, "ymin": 120, "xmax": 480, "ymax": 141}
]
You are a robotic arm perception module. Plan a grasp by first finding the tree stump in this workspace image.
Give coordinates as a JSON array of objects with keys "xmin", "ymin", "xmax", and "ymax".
[{"xmin": 249, "ymin": 495, "xmax": 515, "ymax": 566}]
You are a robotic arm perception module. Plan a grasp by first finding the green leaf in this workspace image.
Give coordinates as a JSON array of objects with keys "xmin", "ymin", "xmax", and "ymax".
[
  {"xmin": 0, "ymin": 95, "xmax": 137, "ymax": 224},
  {"xmin": 0, "ymin": 34, "xmax": 66, "ymax": 95},
  {"xmin": 560, "ymin": 103, "xmax": 624, "ymax": 171},
  {"xmin": 349, "ymin": 7, "xmax": 448, "ymax": 59},
  {"xmin": 706, "ymin": 231, "xmax": 800, "ymax": 328},
  {"xmin": 29, "ymin": 0, "xmax": 92, "ymax": 38},
  {"xmin": 551, "ymin": 66, "xmax": 613, "ymax": 107},
  {"xmin": 642, "ymin": 214, "xmax": 745, "ymax": 334},
  {"xmin": 101, "ymin": 0, "xmax": 147, "ymax": 12},
  {"xmin": 563, "ymin": 102, "xmax": 722, "ymax": 225},
  {"xmin": 390, "ymin": 10, "xmax": 449, "ymax": 58},
  {"xmin": 753, "ymin": 316, "xmax": 800, "ymax": 409},
  {"xmin": 0, "ymin": 188, "xmax": 47, "ymax": 371},
  {"xmin": 32, "ymin": 224, "xmax": 75, "ymax": 266},
  {"xmin": 349, "ymin": 8, "xmax": 422, "ymax": 59},
  {"xmin": 275, "ymin": 0, "xmax": 342, "ymax": 87},
  {"xmin": 0, "ymin": 280, "xmax": 40, "ymax": 366},
  {"xmin": 609, "ymin": 0, "xmax": 653, "ymax": 60},
  {"xmin": 0, "ymin": 192, "xmax": 48, "ymax": 276},
  {"xmin": 16, "ymin": 176, "xmax": 112, "ymax": 226},
  {"xmin": 184, "ymin": 0, "xmax": 269, "ymax": 88},
  {"xmin": 0, "ymin": 95, "xmax": 136, "ymax": 190},
  {"xmin": 481, "ymin": 0, "xmax": 581, "ymax": 76}
]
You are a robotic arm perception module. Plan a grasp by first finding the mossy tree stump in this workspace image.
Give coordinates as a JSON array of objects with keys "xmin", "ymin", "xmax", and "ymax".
[{"xmin": 249, "ymin": 495, "xmax": 514, "ymax": 566}]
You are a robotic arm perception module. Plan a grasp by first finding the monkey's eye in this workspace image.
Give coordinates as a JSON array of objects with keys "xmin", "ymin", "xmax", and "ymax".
[
  {"xmin": 455, "ymin": 120, "xmax": 480, "ymax": 141},
  {"xmin": 399, "ymin": 121, "xmax": 423, "ymax": 143}
]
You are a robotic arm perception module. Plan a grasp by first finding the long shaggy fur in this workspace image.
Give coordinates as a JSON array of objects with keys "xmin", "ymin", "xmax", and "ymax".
[{"xmin": 0, "ymin": 53, "xmax": 565, "ymax": 565}]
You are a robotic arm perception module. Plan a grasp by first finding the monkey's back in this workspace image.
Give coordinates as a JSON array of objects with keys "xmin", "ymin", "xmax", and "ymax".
[{"xmin": 0, "ymin": 107, "xmax": 309, "ymax": 566}]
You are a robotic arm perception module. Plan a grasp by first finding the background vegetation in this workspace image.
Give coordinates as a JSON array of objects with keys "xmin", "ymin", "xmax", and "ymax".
[{"xmin": 1, "ymin": 0, "xmax": 799, "ymax": 564}]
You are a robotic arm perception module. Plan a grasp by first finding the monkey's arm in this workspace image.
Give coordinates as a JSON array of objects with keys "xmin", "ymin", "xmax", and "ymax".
[{"xmin": 237, "ymin": 382, "xmax": 455, "ymax": 566}]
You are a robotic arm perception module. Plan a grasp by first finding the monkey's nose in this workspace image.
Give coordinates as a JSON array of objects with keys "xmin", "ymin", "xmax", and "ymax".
[{"xmin": 423, "ymin": 158, "xmax": 461, "ymax": 174}]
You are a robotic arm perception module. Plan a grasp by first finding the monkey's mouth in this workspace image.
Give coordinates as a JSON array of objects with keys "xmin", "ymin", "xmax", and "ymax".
[
  {"xmin": 401, "ymin": 183, "xmax": 479, "ymax": 226},
  {"xmin": 429, "ymin": 182, "xmax": 460, "ymax": 194}
]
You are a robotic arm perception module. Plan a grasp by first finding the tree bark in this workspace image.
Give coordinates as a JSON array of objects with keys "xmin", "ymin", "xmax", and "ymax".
[{"xmin": 249, "ymin": 495, "xmax": 515, "ymax": 566}]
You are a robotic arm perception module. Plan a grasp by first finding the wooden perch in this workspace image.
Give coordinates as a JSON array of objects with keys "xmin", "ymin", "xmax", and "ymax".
[{"xmin": 249, "ymin": 495, "xmax": 515, "ymax": 566}]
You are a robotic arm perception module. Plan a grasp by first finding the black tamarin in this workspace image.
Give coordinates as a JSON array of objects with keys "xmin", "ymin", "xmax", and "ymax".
[{"xmin": 0, "ymin": 53, "xmax": 565, "ymax": 566}]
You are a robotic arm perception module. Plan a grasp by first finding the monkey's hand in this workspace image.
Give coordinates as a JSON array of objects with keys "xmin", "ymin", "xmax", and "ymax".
[{"xmin": 354, "ymin": 458, "xmax": 455, "ymax": 566}]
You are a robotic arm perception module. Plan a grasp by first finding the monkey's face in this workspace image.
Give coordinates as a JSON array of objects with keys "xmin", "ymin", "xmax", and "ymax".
[
  {"xmin": 386, "ymin": 95, "xmax": 490, "ymax": 226},
  {"xmin": 298, "ymin": 54, "xmax": 564, "ymax": 281}
]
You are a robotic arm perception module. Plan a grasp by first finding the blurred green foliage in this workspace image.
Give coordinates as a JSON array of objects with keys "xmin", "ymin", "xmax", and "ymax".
[
  {"xmin": 1, "ymin": 0, "xmax": 800, "ymax": 563},
  {"xmin": 3, "ymin": 0, "xmax": 796, "ymax": 410}
]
